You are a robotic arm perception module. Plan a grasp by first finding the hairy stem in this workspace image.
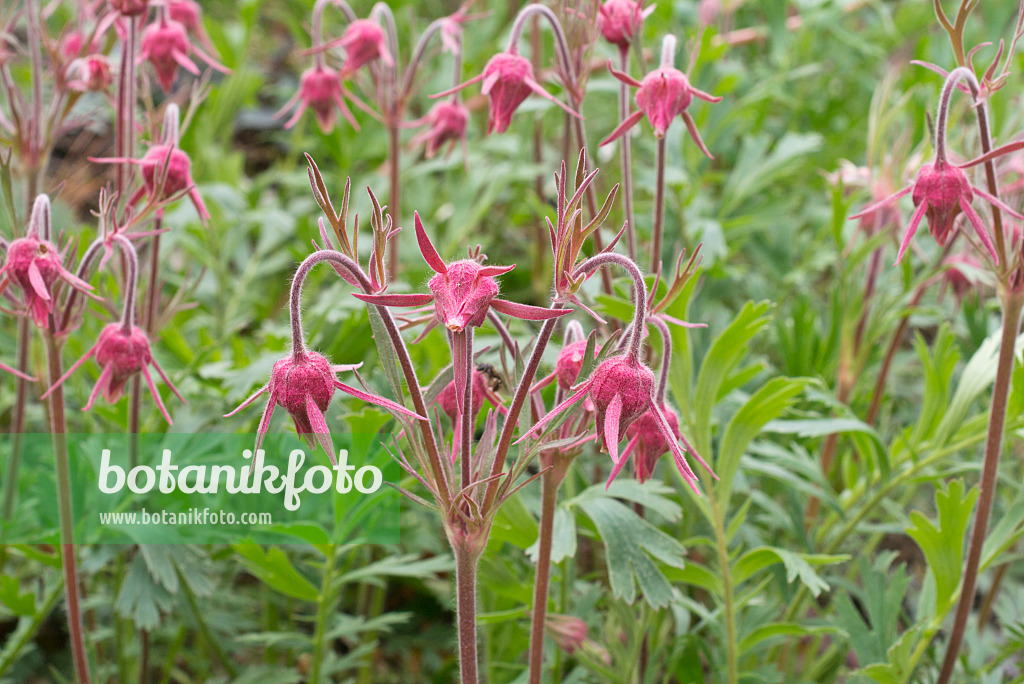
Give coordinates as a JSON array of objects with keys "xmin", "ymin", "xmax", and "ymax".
[
  {"xmin": 44, "ymin": 332, "xmax": 91, "ymax": 684},
  {"xmin": 388, "ymin": 124, "xmax": 401, "ymax": 280},
  {"xmin": 454, "ymin": 545, "xmax": 480, "ymax": 684},
  {"xmin": 576, "ymin": 252, "xmax": 647, "ymax": 361},
  {"xmin": 527, "ymin": 464, "xmax": 562, "ymax": 684},
  {"xmin": 652, "ymin": 137, "xmax": 667, "ymax": 273},
  {"xmin": 936, "ymin": 290, "xmax": 1024, "ymax": 684},
  {"xmin": 619, "ymin": 48, "xmax": 637, "ymax": 261}
]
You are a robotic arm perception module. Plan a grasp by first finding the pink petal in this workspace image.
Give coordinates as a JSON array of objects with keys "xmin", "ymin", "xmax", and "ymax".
[
  {"xmin": 490, "ymin": 299, "xmax": 572, "ymax": 321},
  {"xmin": 599, "ymin": 110, "xmax": 644, "ymax": 147},
  {"xmin": 647, "ymin": 399, "xmax": 701, "ymax": 493},
  {"xmin": 690, "ymin": 85, "xmax": 722, "ymax": 103},
  {"xmin": 334, "ymin": 381, "xmax": 427, "ymax": 420},
  {"xmin": 352, "ymin": 292, "xmax": 435, "ymax": 307},
  {"xmin": 849, "ymin": 185, "xmax": 912, "ymax": 220},
  {"xmin": 603, "ymin": 393, "xmax": 623, "ymax": 463},
  {"xmin": 40, "ymin": 346, "xmax": 97, "ymax": 400},
  {"xmin": 514, "ymin": 382, "xmax": 592, "ymax": 444},
  {"xmin": 82, "ymin": 363, "xmax": 114, "ymax": 412},
  {"xmin": 524, "ymin": 76, "xmax": 582, "ymax": 119},
  {"xmin": 305, "ymin": 393, "xmax": 337, "ymax": 465},
  {"xmin": 895, "ymin": 202, "xmax": 928, "ymax": 265},
  {"xmin": 431, "ymin": 72, "xmax": 485, "ymax": 99},
  {"xmin": 606, "ymin": 60, "xmax": 642, "ymax": 87},
  {"xmin": 973, "ymin": 185, "xmax": 1024, "ymax": 221},
  {"xmin": 0, "ymin": 360, "xmax": 34, "ymax": 382},
  {"xmin": 605, "ymin": 432, "xmax": 640, "ymax": 490},
  {"xmin": 150, "ymin": 355, "xmax": 186, "ymax": 402},
  {"xmin": 171, "ymin": 49, "xmax": 200, "ymax": 75},
  {"xmin": 415, "ymin": 212, "xmax": 448, "ymax": 274},
  {"xmin": 477, "ymin": 264, "xmax": 515, "ymax": 277},
  {"xmin": 27, "ymin": 262, "xmax": 50, "ymax": 301},
  {"xmin": 681, "ymin": 111, "xmax": 714, "ymax": 160},
  {"xmin": 255, "ymin": 390, "xmax": 278, "ymax": 454},
  {"xmin": 224, "ymin": 384, "xmax": 269, "ymax": 417},
  {"xmin": 959, "ymin": 198, "xmax": 999, "ymax": 264},
  {"xmin": 142, "ymin": 366, "xmax": 174, "ymax": 424}
]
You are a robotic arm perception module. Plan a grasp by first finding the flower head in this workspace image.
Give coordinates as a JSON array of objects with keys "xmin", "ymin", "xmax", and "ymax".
[
  {"xmin": 139, "ymin": 14, "xmax": 229, "ymax": 93},
  {"xmin": 437, "ymin": 365, "xmax": 506, "ymax": 422},
  {"xmin": 409, "ymin": 101, "xmax": 469, "ymax": 159},
  {"xmin": 434, "ymin": 51, "xmax": 581, "ymax": 135},
  {"xmin": 851, "ymin": 158, "xmax": 1024, "ymax": 265},
  {"xmin": 0, "ymin": 197, "xmax": 96, "ymax": 328},
  {"xmin": 520, "ymin": 354, "xmax": 712, "ymax": 492},
  {"xmin": 168, "ymin": 0, "xmax": 219, "ymax": 55},
  {"xmin": 67, "ymin": 55, "xmax": 114, "ymax": 92},
  {"xmin": 338, "ymin": 19, "xmax": 393, "ymax": 77},
  {"xmin": 545, "ymin": 615, "xmax": 588, "ymax": 655},
  {"xmin": 111, "ymin": 0, "xmax": 149, "ymax": 17},
  {"xmin": 597, "ymin": 0, "xmax": 646, "ymax": 51},
  {"xmin": 92, "ymin": 144, "xmax": 210, "ymax": 224},
  {"xmin": 352, "ymin": 212, "xmax": 571, "ymax": 332},
  {"xmin": 225, "ymin": 350, "xmax": 424, "ymax": 463},
  {"xmin": 276, "ymin": 64, "xmax": 359, "ymax": 133},
  {"xmin": 600, "ymin": 36, "xmax": 720, "ymax": 157},
  {"xmin": 43, "ymin": 323, "xmax": 184, "ymax": 423}
]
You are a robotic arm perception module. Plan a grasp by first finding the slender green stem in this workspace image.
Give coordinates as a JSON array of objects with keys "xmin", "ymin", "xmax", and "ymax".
[
  {"xmin": 936, "ymin": 291, "xmax": 1023, "ymax": 684},
  {"xmin": 711, "ymin": 492, "xmax": 738, "ymax": 684},
  {"xmin": 454, "ymin": 545, "xmax": 480, "ymax": 684},
  {"xmin": 44, "ymin": 332, "xmax": 91, "ymax": 684},
  {"xmin": 527, "ymin": 466, "xmax": 562, "ymax": 684},
  {"xmin": 310, "ymin": 545, "xmax": 338, "ymax": 684}
]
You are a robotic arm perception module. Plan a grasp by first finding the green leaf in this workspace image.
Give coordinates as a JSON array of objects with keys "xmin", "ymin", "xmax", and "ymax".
[
  {"xmin": 906, "ymin": 480, "xmax": 979, "ymax": 616},
  {"xmin": 733, "ymin": 546, "xmax": 848, "ymax": 597},
  {"xmin": 115, "ymin": 554, "xmax": 176, "ymax": 631},
  {"xmin": 232, "ymin": 543, "xmax": 319, "ymax": 602},
  {"xmin": 0, "ymin": 577, "xmax": 35, "ymax": 617},
  {"xmin": 717, "ymin": 377, "xmax": 808, "ymax": 502},
  {"xmin": 575, "ymin": 496, "xmax": 686, "ymax": 608},
  {"xmin": 738, "ymin": 622, "xmax": 846, "ymax": 654}
]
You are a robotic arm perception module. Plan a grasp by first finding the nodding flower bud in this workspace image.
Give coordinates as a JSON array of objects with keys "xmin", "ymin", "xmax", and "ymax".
[
  {"xmin": 598, "ymin": 0, "xmax": 645, "ymax": 50},
  {"xmin": 110, "ymin": 0, "xmax": 149, "ymax": 17},
  {"xmin": 67, "ymin": 55, "xmax": 114, "ymax": 92},
  {"xmin": 911, "ymin": 162, "xmax": 974, "ymax": 247},
  {"xmin": 269, "ymin": 352, "xmax": 337, "ymax": 439},
  {"xmin": 0, "ymin": 235, "xmax": 95, "ymax": 328},
  {"xmin": 588, "ymin": 355, "xmax": 655, "ymax": 454},
  {"xmin": 410, "ymin": 101, "xmax": 469, "ymax": 159},
  {"xmin": 436, "ymin": 365, "xmax": 505, "ymax": 422},
  {"xmin": 555, "ymin": 339, "xmax": 601, "ymax": 390},
  {"xmin": 140, "ymin": 14, "xmax": 228, "ymax": 93},
  {"xmin": 626, "ymin": 402, "xmax": 680, "ymax": 483},
  {"xmin": 43, "ymin": 323, "xmax": 185, "ymax": 424},
  {"xmin": 167, "ymin": 0, "xmax": 203, "ymax": 35},
  {"xmin": 276, "ymin": 64, "xmax": 359, "ymax": 133},
  {"xmin": 429, "ymin": 260, "xmax": 501, "ymax": 331},
  {"xmin": 338, "ymin": 19, "xmax": 393, "ymax": 77},
  {"xmin": 545, "ymin": 615, "xmax": 589, "ymax": 655}
]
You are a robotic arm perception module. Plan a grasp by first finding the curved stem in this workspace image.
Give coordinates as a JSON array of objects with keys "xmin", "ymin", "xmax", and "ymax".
[
  {"xmin": 648, "ymin": 315, "xmax": 672, "ymax": 404},
  {"xmin": 111, "ymin": 234, "xmax": 139, "ymax": 332},
  {"xmin": 58, "ymin": 239, "xmax": 106, "ymax": 334},
  {"xmin": 507, "ymin": 4, "xmax": 575, "ymax": 83},
  {"xmin": 618, "ymin": 48, "xmax": 637, "ymax": 261},
  {"xmin": 934, "ymin": 67, "xmax": 978, "ymax": 166},
  {"xmin": 652, "ymin": 137, "xmax": 667, "ymax": 273},
  {"xmin": 290, "ymin": 250, "xmax": 451, "ymax": 504},
  {"xmin": 43, "ymin": 331, "xmax": 92, "ymax": 684},
  {"xmin": 400, "ymin": 17, "xmax": 449, "ymax": 97},
  {"xmin": 936, "ymin": 291, "xmax": 1024, "ymax": 684},
  {"xmin": 575, "ymin": 252, "xmax": 647, "ymax": 361}
]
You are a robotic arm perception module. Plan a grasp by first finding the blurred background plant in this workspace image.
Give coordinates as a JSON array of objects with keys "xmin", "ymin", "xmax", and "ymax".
[{"xmin": 1, "ymin": 0, "xmax": 1024, "ymax": 682}]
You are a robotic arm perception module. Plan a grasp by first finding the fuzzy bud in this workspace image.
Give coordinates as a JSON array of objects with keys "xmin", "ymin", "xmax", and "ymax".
[{"xmin": 588, "ymin": 355, "xmax": 655, "ymax": 453}]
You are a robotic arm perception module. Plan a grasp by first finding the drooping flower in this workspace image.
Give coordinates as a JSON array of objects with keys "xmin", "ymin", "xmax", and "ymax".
[
  {"xmin": 276, "ymin": 63, "xmax": 359, "ymax": 133},
  {"xmin": 434, "ymin": 51, "xmax": 581, "ymax": 135},
  {"xmin": 597, "ymin": 0, "xmax": 650, "ymax": 51},
  {"xmin": 545, "ymin": 615, "xmax": 588, "ymax": 655},
  {"xmin": 519, "ymin": 354, "xmax": 712, "ymax": 492},
  {"xmin": 337, "ymin": 19, "xmax": 393, "ymax": 77},
  {"xmin": 167, "ymin": 0, "xmax": 219, "ymax": 54},
  {"xmin": 92, "ymin": 144, "xmax": 210, "ymax": 223},
  {"xmin": 110, "ymin": 0, "xmax": 149, "ymax": 17},
  {"xmin": 43, "ymin": 323, "xmax": 185, "ymax": 423},
  {"xmin": 0, "ymin": 197, "xmax": 97, "ymax": 328},
  {"xmin": 353, "ymin": 212, "xmax": 571, "ymax": 332},
  {"xmin": 409, "ymin": 101, "xmax": 469, "ymax": 159},
  {"xmin": 225, "ymin": 350, "xmax": 425, "ymax": 462},
  {"xmin": 437, "ymin": 365, "xmax": 507, "ymax": 423},
  {"xmin": 67, "ymin": 55, "xmax": 114, "ymax": 92},
  {"xmin": 604, "ymin": 401, "xmax": 680, "ymax": 485},
  {"xmin": 531, "ymin": 338, "xmax": 601, "ymax": 392},
  {"xmin": 600, "ymin": 35, "xmax": 720, "ymax": 157},
  {"xmin": 139, "ymin": 13, "xmax": 229, "ymax": 93}
]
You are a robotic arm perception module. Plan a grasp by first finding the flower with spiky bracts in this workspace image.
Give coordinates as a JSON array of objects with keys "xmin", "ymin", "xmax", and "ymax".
[
  {"xmin": 276, "ymin": 63, "xmax": 361, "ymax": 133},
  {"xmin": 337, "ymin": 18, "xmax": 393, "ymax": 77},
  {"xmin": 434, "ymin": 51, "xmax": 581, "ymax": 135},
  {"xmin": 409, "ymin": 101, "xmax": 469, "ymax": 159},
  {"xmin": 851, "ymin": 67, "xmax": 1024, "ymax": 265},
  {"xmin": 139, "ymin": 10, "xmax": 229, "ymax": 93},
  {"xmin": 0, "ymin": 196, "xmax": 97, "ymax": 328},
  {"xmin": 598, "ymin": 0, "xmax": 653, "ymax": 52},
  {"xmin": 600, "ymin": 35, "xmax": 720, "ymax": 157}
]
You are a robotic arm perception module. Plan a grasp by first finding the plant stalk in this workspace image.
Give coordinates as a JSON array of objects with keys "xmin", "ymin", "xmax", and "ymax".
[
  {"xmin": 454, "ymin": 545, "xmax": 480, "ymax": 684},
  {"xmin": 618, "ymin": 48, "xmax": 637, "ymax": 261},
  {"xmin": 388, "ymin": 124, "xmax": 401, "ymax": 279},
  {"xmin": 527, "ymin": 464, "xmax": 563, "ymax": 683},
  {"xmin": 44, "ymin": 331, "xmax": 91, "ymax": 684},
  {"xmin": 936, "ymin": 290, "xmax": 1023, "ymax": 684},
  {"xmin": 652, "ymin": 137, "xmax": 667, "ymax": 274}
]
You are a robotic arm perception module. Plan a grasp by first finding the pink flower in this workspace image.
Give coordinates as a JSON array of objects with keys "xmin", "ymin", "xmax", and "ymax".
[
  {"xmin": 43, "ymin": 323, "xmax": 185, "ymax": 423},
  {"xmin": 353, "ymin": 212, "xmax": 571, "ymax": 332},
  {"xmin": 850, "ymin": 159, "xmax": 1024, "ymax": 265},
  {"xmin": 225, "ymin": 351, "xmax": 424, "ymax": 462},
  {"xmin": 67, "ymin": 55, "xmax": 114, "ymax": 92},
  {"xmin": 91, "ymin": 144, "xmax": 210, "ymax": 224},
  {"xmin": 600, "ymin": 37, "xmax": 721, "ymax": 157},
  {"xmin": 139, "ymin": 14, "xmax": 229, "ymax": 93},
  {"xmin": 598, "ymin": 0, "xmax": 647, "ymax": 51},
  {"xmin": 531, "ymin": 339, "xmax": 602, "ymax": 392},
  {"xmin": 606, "ymin": 401, "xmax": 680, "ymax": 485},
  {"xmin": 338, "ymin": 19, "xmax": 393, "ymax": 77},
  {"xmin": 434, "ymin": 51, "xmax": 581, "ymax": 135},
  {"xmin": 168, "ymin": 0, "xmax": 220, "ymax": 55},
  {"xmin": 276, "ymin": 64, "xmax": 359, "ymax": 133},
  {"xmin": 437, "ymin": 366, "xmax": 506, "ymax": 423},
  {"xmin": 0, "ymin": 359, "xmax": 34, "ymax": 381},
  {"xmin": 0, "ymin": 236, "xmax": 96, "ymax": 328},
  {"xmin": 545, "ymin": 614, "xmax": 588, "ymax": 654},
  {"xmin": 409, "ymin": 101, "xmax": 469, "ymax": 159},
  {"xmin": 520, "ymin": 355, "xmax": 712, "ymax": 492}
]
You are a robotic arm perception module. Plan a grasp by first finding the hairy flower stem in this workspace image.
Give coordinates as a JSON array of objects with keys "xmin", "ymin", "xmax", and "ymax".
[
  {"xmin": 44, "ymin": 331, "xmax": 91, "ymax": 684},
  {"xmin": 936, "ymin": 291, "xmax": 1023, "ymax": 683},
  {"xmin": 1, "ymin": 318, "xmax": 31, "ymax": 521},
  {"xmin": 527, "ymin": 458, "xmax": 568, "ymax": 684},
  {"xmin": 577, "ymin": 252, "xmax": 648, "ymax": 361},
  {"xmin": 128, "ymin": 228, "xmax": 160, "ymax": 466},
  {"xmin": 618, "ymin": 48, "xmax": 638, "ymax": 261},
  {"xmin": 456, "ymin": 328, "xmax": 475, "ymax": 492},
  {"xmin": 291, "ymin": 250, "xmax": 451, "ymax": 504},
  {"xmin": 652, "ymin": 137, "xmax": 667, "ymax": 273},
  {"xmin": 454, "ymin": 545, "xmax": 480, "ymax": 684},
  {"xmin": 387, "ymin": 124, "xmax": 401, "ymax": 280}
]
